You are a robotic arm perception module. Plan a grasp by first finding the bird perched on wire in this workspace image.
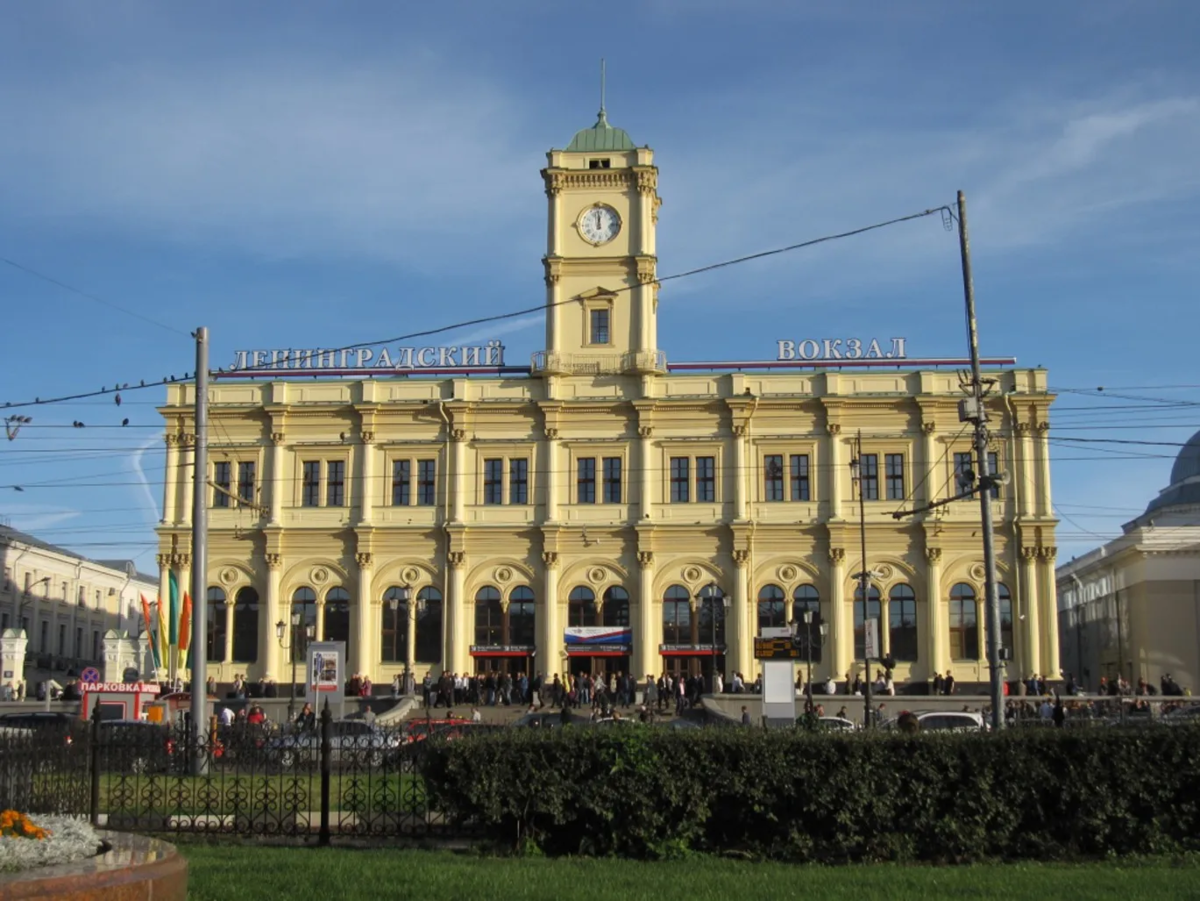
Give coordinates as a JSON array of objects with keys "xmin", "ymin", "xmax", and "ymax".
[
  {"xmin": 121, "ymin": 418, "xmax": 129, "ymax": 427},
  {"xmin": 72, "ymin": 421, "xmax": 84, "ymax": 428},
  {"xmin": 114, "ymin": 393, "xmax": 121, "ymax": 406}
]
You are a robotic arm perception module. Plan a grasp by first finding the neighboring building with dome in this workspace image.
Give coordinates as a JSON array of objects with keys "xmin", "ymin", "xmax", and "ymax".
[
  {"xmin": 155, "ymin": 106, "xmax": 1060, "ymax": 695},
  {"xmin": 1057, "ymin": 429, "xmax": 1200, "ymax": 694}
]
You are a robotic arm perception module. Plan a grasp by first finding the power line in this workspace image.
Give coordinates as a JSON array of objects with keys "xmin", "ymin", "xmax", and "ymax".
[{"xmin": 1, "ymin": 256, "xmax": 190, "ymax": 337}]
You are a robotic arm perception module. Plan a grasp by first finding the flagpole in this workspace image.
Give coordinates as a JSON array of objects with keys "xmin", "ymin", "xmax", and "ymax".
[{"xmin": 190, "ymin": 327, "xmax": 210, "ymax": 775}]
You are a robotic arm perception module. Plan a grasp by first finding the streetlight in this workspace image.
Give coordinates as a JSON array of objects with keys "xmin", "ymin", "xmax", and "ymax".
[
  {"xmin": 850, "ymin": 433, "xmax": 874, "ymax": 729},
  {"xmin": 795, "ymin": 609, "xmax": 828, "ymax": 714},
  {"xmin": 697, "ymin": 583, "xmax": 729, "ymax": 693},
  {"xmin": 275, "ymin": 611, "xmax": 313, "ymax": 725},
  {"xmin": 386, "ymin": 585, "xmax": 417, "ymax": 694}
]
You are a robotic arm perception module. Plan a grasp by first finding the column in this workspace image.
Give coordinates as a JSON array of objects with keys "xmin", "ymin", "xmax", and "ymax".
[
  {"xmin": 316, "ymin": 600, "xmax": 326, "ymax": 644},
  {"xmin": 733, "ymin": 426, "xmax": 747, "ymax": 520},
  {"xmin": 538, "ymin": 552, "xmax": 560, "ymax": 679},
  {"xmin": 269, "ymin": 431, "xmax": 285, "ymax": 524},
  {"xmin": 639, "ymin": 428, "xmax": 653, "ymax": 519},
  {"xmin": 732, "ymin": 551, "xmax": 752, "ymax": 678},
  {"xmin": 163, "ymin": 435, "xmax": 179, "ymax": 523},
  {"xmin": 178, "ymin": 436, "xmax": 195, "ymax": 527},
  {"xmin": 447, "ymin": 552, "xmax": 468, "ymax": 673},
  {"xmin": 1038, "ymin": 546, "xmax": 1059, "ymax": 677},
  {"xmin": 358, "ymin": 433, "xmax": 375, "ymax": 525},
  {"xmin": 827, "ymin": 424, "xmax": 843, "ymax": 519},
  {"xmin": 223, "ymin": 600, "xmax": 235, "ymax": 665},
  {"xmin": 264, "ymin": 554, "xmax": 282, "ymax": 680},
  {"xmin": 925, "ymin": 547, "xmax": 946, "ymax": 677},
  {"xmin": 451, "ymin": 430, "xmax": 466, "ymax": 523},
  {"xmin": 1035, "ymin": 423, "xmax": 1052, "ymax": 517},
  {"xmin": 828, "ymin": 548, "xmax": 850, "ymax": 680},
  {"xmin": 1020, "ymin": 547, "xmax": 1039, "ymax": 680},
  {"xmin": 1014, "ymin": 423, "xmax": 1033, "ymax": 517},
  {"xmin": 405, "ymin": 599, "xmax": 417, "ymax": 677},
  {"xmin": 635, "ymin": 552, "xmax": 656, "ymax": 678},
  {"xmin": 922, "ymin": 422, "xmax": 938, "ymax": 507},
  {"xmin": 353, "ymin": 553, "xmax": 374, "ymax": 677},
  {"xmin": 544, "ymin": 428, "xmax": 560, "ymax": 521}
]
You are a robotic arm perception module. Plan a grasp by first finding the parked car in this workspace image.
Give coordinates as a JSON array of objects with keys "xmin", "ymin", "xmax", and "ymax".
[
  {"xmin": 97, "ymin": 721, "xmax": 177, "ymax": 774},
  {"xmin": 818, "ymin": 716, "xmax": 859, "ymax": 731},
  {"xmin": 267, "ymin": 719, "xmax": 403, "ymax": 769},
  {"xmin": 0, "ymin": 711, "xmax": 86, "ymax": 751},
  {"xmin": 511, "ymin": 711, "xmax": 587, "ymax": 730},
  {"xmin": 915, "ymin": 711, "xmax": 986, "ymax": 732}
]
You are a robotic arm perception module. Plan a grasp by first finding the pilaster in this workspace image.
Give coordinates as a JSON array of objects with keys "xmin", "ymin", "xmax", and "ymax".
[
  {"xmin": 635, "ymin": 551, "xmax": 656, "ymax": 678},
  {"xmin": 264, "ymin": 553, "xmax": 282, "ymax": 679}
]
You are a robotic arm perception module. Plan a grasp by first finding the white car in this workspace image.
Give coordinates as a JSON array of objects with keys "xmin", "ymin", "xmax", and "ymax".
[
  {"xmin": 818, "ymin": 716, "xmax": 859, "ymax": 731},
  {"xmin": 916, "ymin": 711, "xmax": 986, "ymax": 732}
]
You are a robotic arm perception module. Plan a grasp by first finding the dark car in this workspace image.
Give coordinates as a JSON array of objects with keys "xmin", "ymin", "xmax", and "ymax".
[
  {"xmin": 0, "ymin": 711, "xmax": 86, "ymax": 750},
  {"xmin": 97, "ymin": 721, "xmax": 176, "ymax": 774}
]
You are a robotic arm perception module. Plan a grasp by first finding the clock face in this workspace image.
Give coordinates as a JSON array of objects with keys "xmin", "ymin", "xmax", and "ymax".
[{"xmin": 578, "ymin": 205, "xmax": 621, "ymax": 245}]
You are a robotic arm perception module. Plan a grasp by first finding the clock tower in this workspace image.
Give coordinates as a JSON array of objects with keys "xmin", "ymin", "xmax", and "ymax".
[{"xmin": 537, "ymin": 103, "xmax": 662, "ymax": 376}]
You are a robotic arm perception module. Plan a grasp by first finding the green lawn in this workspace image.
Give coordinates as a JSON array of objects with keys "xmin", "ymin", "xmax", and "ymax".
[{"xmin": 179, "ymin": 845, "xmax": 1200, "ymax": 901}]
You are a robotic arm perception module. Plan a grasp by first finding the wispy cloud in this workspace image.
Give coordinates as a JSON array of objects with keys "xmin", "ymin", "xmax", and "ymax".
[
  {"xmin": 130, "ymin": 434, "xmax": 161, "ymax": 524},
  {"xmin": 5, "ymin": 506, "xmax": 81, "ymax": 534}
]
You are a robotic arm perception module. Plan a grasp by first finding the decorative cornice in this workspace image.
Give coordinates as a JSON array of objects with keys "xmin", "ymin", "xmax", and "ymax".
[
  {"xmin": 265, "ymin": 553, "xmax": 282, "ymax": 570},
  {"xmin": 652, "ymin": 195, "xmax": 662, "ymax": 224},
  {"xmin": 1038, "ymin": 545, "xmax": 1057, "ymax": 561},
  {"xmin": 1021, "ymin": 546, "xmax": 1040, "ymax": 561},
  {"xmin": 545, "ymin": 169, "xmax": 632, "ymax": 192},
  {"xmin": 826, "ymin": 423, "xmax": 842, "ymax": 436},
  {"xmin": 270, "ymin": 432, "xmax": 286, "ymax": 446},
  {"xmin": 732, "ymin": 425, "xmax": 747, "ymax": 438},
  {"xmin": 543, "ymin": 256, "xmax": 563, "ymax": 287},
  {"xmin": 733, "ymin": 549, "xmax": 751, "ymax": 567},
  {"xmin": 829, "ymin": 547, "xmax": 846, "ymax": 565},
  {"xmin": 635, "ymin": 256, "xmax": 657, "ymax": 285},
  {"xmin": 638, "ymin": 426, "xmax": 653, "ymax": 439},
  {"xmin": 634, "ymin": 166, "xmax": 658, "ymax": 195},
  {"xmin": 156, "ymin": 553, "xmax": 171, "ymax": 568},
  {"xmin": 360, "ymin": 431, "xmax": 375, "ymax": 445},
  {"xmin": 921, "ymin": 422, "xmax": 937, "ymax": 435},
  {"xmin": 544, "ymin": 427, "xmax": 559, "ymax": 440},
  {"xmin": 1036, "ymin": 421, "xmax": 1050, "ymax": 433},
  {"xmin": 1015, "ymin": 422, "xmax": 1032, "ymax": 435},
  {"xmin": 637, "ymin": 551, "xmax": 654, "ymax": 567},
  {"xmin": 448, "ymin": 551, "xmax": 466, "ymax": 568},
  {"xmin": 542, "ymin": 551, "xmax": 559, "ymax": 568},
  {"xmin": 165, "ymin": 434, "xmax": 180, "ymax": 448},
  {"xmin": 450, "ymin": 428, "xmax": 466, "ymax": 442},
  {"xmin": 924, "ymin": 547, "xmax": 942, "ymax": 564},
  {"xmin": 355, "ymin": 552, "xmax": 373, "ymax": 569}
]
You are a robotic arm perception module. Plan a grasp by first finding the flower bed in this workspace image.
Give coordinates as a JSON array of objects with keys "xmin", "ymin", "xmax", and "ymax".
[{"xmin": 0, "ymin": 812, "xmax": 103, "ymax": 874}]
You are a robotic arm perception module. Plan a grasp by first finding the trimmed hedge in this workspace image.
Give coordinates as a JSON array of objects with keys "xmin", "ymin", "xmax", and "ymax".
[{"xmin": 419, "ymin": 726, "xmax": 1200, "ymax": 862}]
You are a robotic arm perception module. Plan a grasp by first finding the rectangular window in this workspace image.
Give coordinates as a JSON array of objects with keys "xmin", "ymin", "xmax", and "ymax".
[
  {"xmin": 885, "ymin": 453, "xmax": 905, "ymax": 501},
  {"xmin": 509, "ymin": 459, "xmax": 529, "ymax": 505},
  {"xmin": 58, "ymin": 624, "xmax": 65, "ymax": 656},
  {"xmin": 670, "ymin": 457, "xmax": 690, "ymax": 503},
  {"xmin": 696, "ymin": 456, "xmax": 715, "ymax": 502},
  {"xmin": 988, "ymin": 451, "xmax": 1001, "ymax": 499},
  {"xmin": 590, "ymin": 309, "xmax": 610, "ymax": 345},
  {"xmin": 302, "ymin": 461, "xmax": 321, "ymax": 507},
  {"xmin": 75, "ymin": 627, "xmax": 82, "ymax": 658},
  {"xmin": 417, "ymin": 459, "xmax": 437, "ymax": 506},
  {"xmin": 237, "ymin": 461, "xmax": 256, "ymax": 506},
  {"xmin": 764, "ymin": 454, "xmax": 784, "ymax": 502},
  {"xmin": 95, "ymin": 590, "xmax": 101, "ymax": 609},
  {"xmin": 790, "ymin": 454, "xmax": 810, "ymax": 501},
  {"xmin": 326, "ymin": 460, "xmax": 345, "ymax": 506},
  {"xmin": 577, "ymin": 458, "xmax": 596, "ymax": 504},
  {"xmin": 859, "ymin": 454, "xmax": 879, "ymax": 500},
  {"xmin": 213, "ymin": 461, "xmax": 231, "ymax": 508},
  {"xmin": 39, "ymin": 621, "xmax": 47, "ymax": 653},
  {"xmin": 483, "ymin": 459, "xmax": 504, "ymax": 505},
  {"xmin": 392, "ymin": 460, "xmax": 411, "ymax": 506},
  {"xmin": 1, "ymin": 614, "xmax": 8, "ymax": 632},
  {"xmin": 602, "ymin": 457, "xmax": 622, "ymax": 504},
  {"xmin": 953, "ymin": 452, "xmax": 973, "ymax": 488}
]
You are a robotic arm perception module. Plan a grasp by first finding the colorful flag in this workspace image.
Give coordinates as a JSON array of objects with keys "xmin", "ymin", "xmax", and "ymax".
[
  {"xmin": 140, "ymin": 594, "xmax": 161, "ymax": 670},
  {"xmin": 168, "ymin": 571, "xmax": 179, "ymax": 646},
  {"xmin": 179, "ymin": 592, "xmax": 192, "ymax": 653},
  {"xmin": 156, "ymin": 597, "xmax": 169, "ymax": 669}
]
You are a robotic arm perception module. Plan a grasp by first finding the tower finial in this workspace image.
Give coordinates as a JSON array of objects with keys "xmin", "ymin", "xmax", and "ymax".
[{"xmin": 598, "ymin": 58, "xmax": 607, "ymax": 125}]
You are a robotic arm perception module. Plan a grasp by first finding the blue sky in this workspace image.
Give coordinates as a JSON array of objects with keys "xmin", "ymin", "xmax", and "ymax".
[{"xmin": 1, "ymin": 1, "xmax": 1198, "ymax": 568}]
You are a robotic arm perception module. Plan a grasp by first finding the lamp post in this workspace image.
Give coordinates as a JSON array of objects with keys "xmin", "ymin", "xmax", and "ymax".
[
  {"xmin": 796, "ymin": 609, "xmax": 828, "ymax": 714},
  {"xmin": 697, "ymin": 583, "xmax": 728, "ymax": 694},
  {"xmin": 387, "ymin": 585, "xmax": 413, "ymax": 693},
  {"xmin": 850, "ymin": 432, "xmax": 874, "ymax": 729},
  {"xmin": 275, "ymin": 612, "xmax": 313, "ymax": 725}
]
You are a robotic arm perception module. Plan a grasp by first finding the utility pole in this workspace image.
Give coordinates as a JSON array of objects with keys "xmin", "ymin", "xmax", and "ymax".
[
  {"xmin": 190, "ymin": 327, "xmax": 210, "ymax": 773},
  {"xmin": 956, "ymin": 191, "xmax": 1005, "ymax": 731},
  {"xmin": 850, "ymin": 431, "xmax": 873, "ymax": 730}
]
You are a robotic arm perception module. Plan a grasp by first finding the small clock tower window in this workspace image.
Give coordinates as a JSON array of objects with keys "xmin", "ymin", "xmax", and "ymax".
[
  {"xmin": 588, "ymin": 158, "xmax": 611, "ymax": 169},
  {"xmin": 589, "ymin": 308, "xmax": 611, "ymax": 345}
]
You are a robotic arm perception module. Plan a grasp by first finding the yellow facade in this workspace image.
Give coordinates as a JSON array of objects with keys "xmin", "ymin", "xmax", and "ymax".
[{"xmin": 156, "ymin": 111, "xmax": 1059, "ymax": 692}]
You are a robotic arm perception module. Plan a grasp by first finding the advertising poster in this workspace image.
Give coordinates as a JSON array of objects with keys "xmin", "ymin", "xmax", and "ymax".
[{"xmin": 306, "ymin": 641, "xmax": 345, "ymax": 719}]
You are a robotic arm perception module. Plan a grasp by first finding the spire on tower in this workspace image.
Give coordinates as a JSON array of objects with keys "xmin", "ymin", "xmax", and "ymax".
[{"xmin": 598, "ymin": 58, "xmax": 607, "ymax": 125}]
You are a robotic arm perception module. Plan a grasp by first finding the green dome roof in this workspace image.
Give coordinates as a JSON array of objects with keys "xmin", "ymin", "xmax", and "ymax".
[{"xmin": 566, "ymin": 109, "xmax": 634, "ymax": 152}]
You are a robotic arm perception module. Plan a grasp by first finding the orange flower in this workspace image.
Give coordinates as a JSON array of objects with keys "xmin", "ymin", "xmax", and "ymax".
[{"xmin": 0, "ymin": 809, "xmax": 50, "ymax": 840}]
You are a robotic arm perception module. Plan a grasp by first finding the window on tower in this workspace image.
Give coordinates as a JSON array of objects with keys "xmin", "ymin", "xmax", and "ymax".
[
  {"xmin": 588, "ymin": 158, "xmax": 611, "ymax": 169},
  {"xmin": 589, "ymin": 308, "xmax": 610, "ymax": 346}
]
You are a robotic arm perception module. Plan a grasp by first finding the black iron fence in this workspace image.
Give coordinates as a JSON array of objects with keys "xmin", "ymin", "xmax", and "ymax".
[{"xmin": 0, "ymin": 706, "xmax": 500, "ymax": 843}]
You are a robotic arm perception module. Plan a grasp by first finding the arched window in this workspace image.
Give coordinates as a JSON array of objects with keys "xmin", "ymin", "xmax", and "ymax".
[
  {"xmin": 414, "ymin": 587, "xmax": 443, "ymax": 665},
  {"xmin": 206, "ymin": 587, "xmax": 226, "ymax": 663},
  {"xmin": 757, "ymin": 585, "xmax": 786, "ymax": 633},
  {"xmin": 792, "ymin": 585, "xmax": 821, "ymax": 663},
  {"xmin": 602, "ymin": 586, "xmax": 630, "ymax": 628},
  {"xmin": 231, "ymin": 586, "xmax": 259, "ymax": 663},
  {"xmin": 381, "ymin": 587, "xmax": 410, "ymax": 664},
  {"xmin": 662, "ymin": 585, "xmax": 691, "ymax": 646},
  {"xmin": 323, "ymin": 587, "xmax": 351, "ymax": 661},
  {"xmin": 509, "ymin": 586, "xmax": 536, "ymax": 647},
  {"xmin": 888, "ymin": 584, "xmax": 918, "ymax": 661},
  {"xmin": 853, "ymin": 584, "xmax": 882, "ymax": 659},
  {"xmin": 568, "ymin": 586, "xmax": 597, "ymax": 628},
  {"xmin": 697, "ymin": 583, "xmax": 726, "ymax": 648},
  {"xmin": 475, "ymin": 586, "xmax": 503, "ymax": 647},
  {"xmin": 998, "ymin": 583, "xmax": 1013, "ymax": 656},
  {"xmin": 949, "ymin": 583, "xmax": 979, "ymax": 660},
  {"xmin": 291, "ymin": 587, "xmax": 317, "ymax": 664}
]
